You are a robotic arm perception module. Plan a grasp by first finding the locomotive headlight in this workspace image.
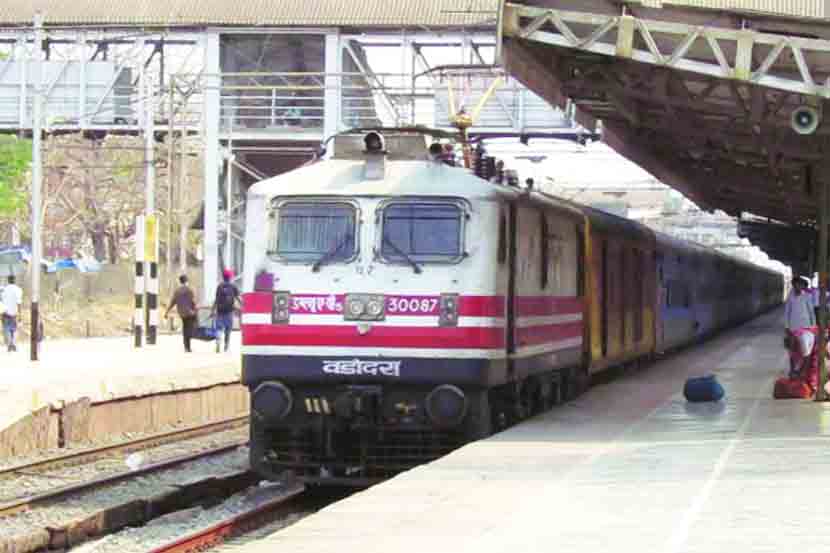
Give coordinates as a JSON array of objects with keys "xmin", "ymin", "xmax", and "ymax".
[
  {"xmin": 347, "ymin": 298, "xmax": 365, "ymax": 317},
  {"xmin": 252, "ymin": 381, "xmax": 293, "ymax": 422},
  {"xmin": 425, "ymin": 385, "xmax": 468, "ymax": 428},
  {"xmin": 344, "ymin": 294, "xmax": 385, "ymax": 321}
]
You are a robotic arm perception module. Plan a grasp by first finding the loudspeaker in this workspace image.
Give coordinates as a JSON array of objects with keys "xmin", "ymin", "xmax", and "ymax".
[{"xmin": 791, "ymin": 105, "xmax": 821, "ymax": 135}]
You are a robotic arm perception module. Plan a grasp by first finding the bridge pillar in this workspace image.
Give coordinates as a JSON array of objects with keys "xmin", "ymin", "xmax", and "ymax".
[{"xmin": 324, "ymin": 32, "xmax": 342, "ymax": 154}]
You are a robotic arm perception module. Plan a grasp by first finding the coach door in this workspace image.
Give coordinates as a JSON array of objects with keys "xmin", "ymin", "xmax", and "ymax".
[
  {"xmin": 506, "ymin": 203, "xmax": 518, "ymax": 364},
  {"xmin": 601, "ymin": 238, "xmax": 609, "ymax": 358}
]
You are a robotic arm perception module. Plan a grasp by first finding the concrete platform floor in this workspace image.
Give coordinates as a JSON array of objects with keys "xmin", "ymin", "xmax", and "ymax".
[
  {"xmin": 0, "ymin": 332, "xmax": 241, "ymax": 435},
  {"xmin": 251, "ymin": 308, "xmax": 830, "ymax": 553}
]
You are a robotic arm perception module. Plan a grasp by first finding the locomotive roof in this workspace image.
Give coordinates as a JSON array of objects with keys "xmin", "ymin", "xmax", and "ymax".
[{"xmin": 249, "ymin": 158, "xmax": 522, "ymax": 202}]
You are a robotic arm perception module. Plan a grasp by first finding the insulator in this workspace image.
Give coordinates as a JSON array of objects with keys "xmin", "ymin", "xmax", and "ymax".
[
  {"xmin": 474, "ymin": 154, "xmax": 486, "ymax": 179},
  {"xmin": 495, "ymin": 160, "xmax": 505, "ymax": 184},
  {"xmin": 485, "ymin": 157, "xmax": 497, "ymax": 181},
  {"xmin": 480, "ymin": 156, "xmax": 493, "ymax": 180}
]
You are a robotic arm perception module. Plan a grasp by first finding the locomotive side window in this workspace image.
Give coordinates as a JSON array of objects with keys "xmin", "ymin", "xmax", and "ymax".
[
  {"xmin": 272, "ymin": 202, "xmax": 356, "ymax": 262},
  {"xmin": 380, "ymin": 201, "xmax": 463, "ymax": 263}
]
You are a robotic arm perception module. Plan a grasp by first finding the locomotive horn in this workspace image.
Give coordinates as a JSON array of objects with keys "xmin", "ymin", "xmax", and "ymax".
[
  {"xmin": 791, "ymin": 105, "xmax": 821, "ymax": 135},
  {"xmin": 364, "ymin": 131, "xmax": 386, "ymax": 153}
]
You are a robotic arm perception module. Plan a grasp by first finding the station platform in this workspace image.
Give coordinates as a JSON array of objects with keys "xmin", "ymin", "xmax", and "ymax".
[
  {"xmin": 0, "ymin": 333, "xmax": 244, "ymax": 458},
  {"xmin": 252, "ymin": 308, "xmax": 830, "ymax": 553}
]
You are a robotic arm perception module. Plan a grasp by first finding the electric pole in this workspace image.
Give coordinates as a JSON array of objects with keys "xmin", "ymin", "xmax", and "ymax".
[{"xmin": 30, "ymin": 12, "xmax": 44, "ymax": 361}]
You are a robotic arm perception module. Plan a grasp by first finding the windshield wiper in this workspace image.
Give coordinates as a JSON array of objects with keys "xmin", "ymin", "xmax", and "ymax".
[
  {"xmin": 312, "ymin": 233, "xmax": 353, "ymax": 273},
  {"xmin": 383, "ymin": 236, "xmax": 422, "ymax": 274}
]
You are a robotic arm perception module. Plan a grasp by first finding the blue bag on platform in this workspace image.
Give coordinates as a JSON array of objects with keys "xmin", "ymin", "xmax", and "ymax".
[
  {"xmin": 192, "ymin": 317, "xmax": 218, "ymax": 342},
  {"xmin": 683, "ymin": 375, "xmax": 725, "ymax": 403},
  {"xmin": 191, "ymin": 307, "xmax": 219, "ymax": 342}
]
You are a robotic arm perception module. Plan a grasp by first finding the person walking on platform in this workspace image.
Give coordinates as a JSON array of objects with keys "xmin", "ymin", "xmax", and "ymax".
[
  {"xmin": 1, "ymin": 276, "xmax": 23, "ymax": 352},
  {"xmin": 164, "ymin": 275, "xmax": 198, "ymax": 353},
  {"xmin": 211, "ymin": 269, "xmax": 240, "ymax": 354},
  {"xmin": 785, "ymin": 276, "xmax": 816, "ymax": 377}
]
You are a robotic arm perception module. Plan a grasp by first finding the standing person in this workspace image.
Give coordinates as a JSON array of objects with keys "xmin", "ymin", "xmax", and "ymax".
[
  {"xmin": 164, "ymin": 275, "xmax": 198, "ymax": 353},
  {"xmin": 1, "ymin": 276, "xmax": 23, "ymax": 352},
  {"xmin": 785, "ymin": 276, "xmax": 816, "ymax": 376},
  {"xmin": 212, "ymin": 269, "xmax": 240, "ymax": 353}
]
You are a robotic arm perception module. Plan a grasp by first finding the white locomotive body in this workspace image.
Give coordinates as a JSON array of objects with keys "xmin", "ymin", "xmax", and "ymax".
[{"xmin": 241, "ymin": 133, "xmax": 585, "ymax": 484}]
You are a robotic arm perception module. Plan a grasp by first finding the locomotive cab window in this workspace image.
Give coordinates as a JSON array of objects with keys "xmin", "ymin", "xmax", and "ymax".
[
  {"xmin": 379, "ymin": 201, "xmax": 464, "ymax": 263},
  {"xmin": 271, "ymin": 201, "xmax": 357, "ymax": 263}
]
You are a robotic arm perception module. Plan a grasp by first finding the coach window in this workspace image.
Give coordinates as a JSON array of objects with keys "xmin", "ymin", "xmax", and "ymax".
[
  {"xmin": 540, "ymin": 211, "xmax": 550, "ymax": 289},
  {"xmin": 270, "ymin": 201, "xmax": 357, "ymax": 262},
  {"xmin": 634, "ymin": 249, "xmax": 644, "ymax": 342},
  {"xmin": 379, "ymin": 201, "xmax": 464, "ymax": 263}
]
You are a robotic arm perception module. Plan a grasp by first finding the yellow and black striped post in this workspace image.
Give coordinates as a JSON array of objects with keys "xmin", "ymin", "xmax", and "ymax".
[
  {"xmin": 147, "ymin": 260, "xmax": 159, "ymax": 345},
  {"xmin": 134, "ymin": 215, "xmax": 145, "ymax": 348},
  {"xmin": 144, "ymin": 214, "xmax": 159, "ymax": 345}
]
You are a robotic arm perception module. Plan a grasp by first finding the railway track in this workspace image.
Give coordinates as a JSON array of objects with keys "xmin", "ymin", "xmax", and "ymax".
[
  {"xmin": 0, "ymin": 416, "xmax": 345, "ymax": 553},
  {"xmin": 0, "ymin": 416, "xmax": 249, "ymax": 517},
  {"xmin": 145, "ymin": 485, "xmax": 306, "ymax": 553},
  {"xmin": 0, "ymin": 415, "xmax": 248, "ymax": 479}
]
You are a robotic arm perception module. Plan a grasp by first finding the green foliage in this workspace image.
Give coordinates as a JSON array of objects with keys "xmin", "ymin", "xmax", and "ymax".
[{"xmin": 0, "ymin": 136, "xmax": 31, "ymax": 216}]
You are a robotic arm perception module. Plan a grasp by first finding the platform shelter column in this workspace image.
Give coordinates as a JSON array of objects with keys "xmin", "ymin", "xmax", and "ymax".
[
  {"xmin": 818, "ymin": 179, "xmax": 829, "ymax": 400},
  {"xmin": 202, "ymin": 31, "xmax": 221, "ymax": 304}
]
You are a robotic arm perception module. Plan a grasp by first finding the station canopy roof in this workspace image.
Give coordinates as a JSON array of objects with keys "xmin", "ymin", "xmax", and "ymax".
[
  {"xmin": 501, "ymin": 0, "xmax": 830, "ymax": 245},
  {"xmin": 627, "ymin": 0, "xmax": 829, "ymax": 21},
  {"xmin": 0, "ymin": 0, "xmax": 498, "ymax": 28}
]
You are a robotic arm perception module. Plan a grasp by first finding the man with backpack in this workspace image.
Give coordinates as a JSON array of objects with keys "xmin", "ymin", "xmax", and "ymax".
[{"xmin": 212, "ymin": 269, "xmax": 241, "ymax": 353}]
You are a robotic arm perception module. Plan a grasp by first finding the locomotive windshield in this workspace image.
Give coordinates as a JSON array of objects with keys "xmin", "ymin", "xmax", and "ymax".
[
  {"xmin": 273, "ymin": 202, "xmax": 356, "ymax": 263},
  {"xmin": 380, "ymin": 201, "xmax": 463, "ymax": 263}
]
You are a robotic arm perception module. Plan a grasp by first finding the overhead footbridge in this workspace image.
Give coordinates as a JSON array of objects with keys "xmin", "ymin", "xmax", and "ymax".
[{"xmin": 499, "ymin": 0, "xmax": 830, "ymax": 270}]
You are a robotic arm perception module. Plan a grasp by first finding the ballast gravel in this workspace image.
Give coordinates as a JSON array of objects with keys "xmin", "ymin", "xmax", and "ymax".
[
  {"xmin": 0, "ymin": 446, "xmax": 249, "ymax": 544},
  {"xmin": 0, "ymin": 427, "xmax": 248, "ymax": 505},
  {"xmin": 72, "ymin": 483, "xmax": 307, "ymax": 553}
]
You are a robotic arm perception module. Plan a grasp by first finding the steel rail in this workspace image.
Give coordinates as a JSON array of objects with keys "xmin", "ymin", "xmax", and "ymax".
[
  {"xmin": 0, "ymin": 415, "xmax": 249, "ymax": 479},
  {"xmin": 146, "ymin": 485, "xmax": 306, "ymax": 553},
  {"xmin": 0, "ymin": 439, "xmax": 249, "ymax": 517}
]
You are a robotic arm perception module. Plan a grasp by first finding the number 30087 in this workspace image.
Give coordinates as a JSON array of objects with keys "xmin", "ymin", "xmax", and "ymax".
[{"xmin": 386, "ymin": 297, "xmax": 439, "ymax": 314}]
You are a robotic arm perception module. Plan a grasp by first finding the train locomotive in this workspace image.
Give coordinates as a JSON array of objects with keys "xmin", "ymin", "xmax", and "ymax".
[{"xmin": 241, "ymin": 129, "xmax": 783, "ymax": 485}]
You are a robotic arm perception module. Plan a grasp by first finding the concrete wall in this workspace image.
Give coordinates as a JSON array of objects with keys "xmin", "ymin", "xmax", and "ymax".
[{"xmin": 0, "ymin": 383, "xmax": 249, "ymax": 458}]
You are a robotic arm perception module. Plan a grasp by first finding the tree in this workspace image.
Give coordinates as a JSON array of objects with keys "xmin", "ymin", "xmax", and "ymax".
[
  {"xmin": 1, "ymin": 131, "xmax": 204, "ymax": 266},
  {"xmin": 40, "ymin": 134, "xmax": 159, "ymax": 263},
  {"xmin": 0, "ymin": 136, "xmax": 31, "ymax": 220}
]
